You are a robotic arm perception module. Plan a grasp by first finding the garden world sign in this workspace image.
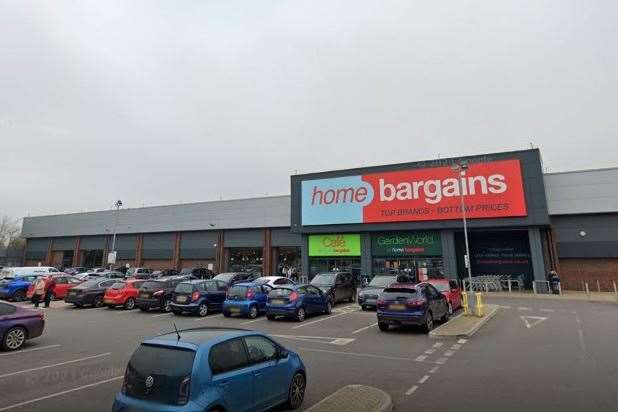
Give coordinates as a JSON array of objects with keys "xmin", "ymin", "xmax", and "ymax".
[{"xmin": 372, "ymin": 232, "xmax": 442, "ymax": 256}]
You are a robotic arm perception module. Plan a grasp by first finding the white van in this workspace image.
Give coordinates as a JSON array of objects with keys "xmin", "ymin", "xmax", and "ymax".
[{"xmin": 0, "ymin": 266, "xmax": 60, "ymax": 278}]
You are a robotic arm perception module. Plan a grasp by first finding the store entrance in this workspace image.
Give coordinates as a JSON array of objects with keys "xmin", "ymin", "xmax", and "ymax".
[
  {"xmin": 309, "ymin": 257, "xmax": 361, "ymax": 279},
  {"xmin": 228, "ymin": 248, "xmax": 264, "ymax": 275},
  {"xmin": 372, "ymin": 257, "xmax": 444, "ymax": 281},
  {"xmin": 82, "ymin": 250, "xmax": 104, "ymax": 268}
]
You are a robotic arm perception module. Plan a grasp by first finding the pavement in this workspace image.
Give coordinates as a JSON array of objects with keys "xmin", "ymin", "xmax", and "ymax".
[
  {"xmin": 429, "ymin": 304, "xmax": 499, "ymax": 338},
  {"xmin": 305, "ymin": 385, "xmax": 392, "ymax": 412},
  {"xmin": 1, "ymin": 296, "xmax": 616, "ymax": 411},
  {"xmin": 484, "ymin": 290, "xmax": 618, "ymax": 303}
]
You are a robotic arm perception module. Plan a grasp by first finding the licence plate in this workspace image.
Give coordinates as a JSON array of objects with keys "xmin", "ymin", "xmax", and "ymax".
[
  {"xmin": 176, "ymin": 296, "xmax": 188, "ymax": 303},
  {"xmin": 389, "ymin": 304, "xmax": 406, "ymax": 311},
  {"xmin": 229, "ymin": 307, "xmax": 241, "ymax": 313},
  {"xmin": 271, "ymin": 299, "xmax": 284, "ymax": 305},
  {"xmin": 140, "ymin": 293, "xmax": 149, "ymax": 298},
  {"xmin": 104, "ymin": 299, "xmax": 113, "ymax": 304}
]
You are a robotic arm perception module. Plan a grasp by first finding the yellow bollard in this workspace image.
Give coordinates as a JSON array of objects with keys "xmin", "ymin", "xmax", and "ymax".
[
  {"xmin": 461, "ymin": 291, "xmax": 470, "ymax": 315},
  {"xmin": 475, "ymin": 292, "xmax": 484, "ymax": 317}
]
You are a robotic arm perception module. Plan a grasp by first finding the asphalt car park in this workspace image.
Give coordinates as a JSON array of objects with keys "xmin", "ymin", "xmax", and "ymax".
[{"xmin": 0, "ymin": 296, "xmax": 617, "ymax": 411}]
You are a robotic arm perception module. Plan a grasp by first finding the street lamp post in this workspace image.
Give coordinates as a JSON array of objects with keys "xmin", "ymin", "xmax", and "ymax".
[
  {"xmin": 452, "ymin": 162, "xmax": 474, "ymax": 299},
  {"xmin": 109, "ymin": 200, "xmax": 123, "ymax": 269}
]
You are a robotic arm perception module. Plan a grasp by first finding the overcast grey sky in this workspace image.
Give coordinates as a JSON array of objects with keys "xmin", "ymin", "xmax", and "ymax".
[{"xmin": 2, "ymin": 1, "xmax": 617, "ymax": 219}]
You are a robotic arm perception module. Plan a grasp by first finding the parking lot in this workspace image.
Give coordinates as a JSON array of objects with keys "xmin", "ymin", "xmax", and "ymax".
[{"xmin": 1, "ymin": 296, "xmax": 617, "ymax": 411}]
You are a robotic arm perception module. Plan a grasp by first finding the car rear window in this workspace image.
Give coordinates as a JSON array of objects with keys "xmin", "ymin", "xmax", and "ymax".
[
  {"xmin": 268, "ymin": 288, "xmax": 293, "ymax": 297},
  {"xmin": 0, "ymin": 302, "xmax": 17, "ymax": 316},
  {"xmin": 111, "ymin": 282, "xmax": 126, "ymax": 290},
  {"xmin": 124, "ymin": 344, "xmax": 196, "ymax": 405},
  {"xmin": 382, "ymin": 287, "xmax": 418, "ymax": 300},
  {"xmin": 431, "ymin": 283, "xmax": 449, "ymax": 292},
  {"xmin": 175, "ymin": 283, "xmax": 195, "ymax": 293},
  {"xmin": 227, "ymin": 285, "xmax": 248, "ymax": 299},
  {"xmin": 141, "ymin": 281, "xmax": 164, "ymax": 290}
]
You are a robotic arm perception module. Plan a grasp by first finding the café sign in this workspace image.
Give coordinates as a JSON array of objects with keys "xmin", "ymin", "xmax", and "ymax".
[{"xmin": 308, "ymin": 234, "xmax": 361, "ymax": 257}]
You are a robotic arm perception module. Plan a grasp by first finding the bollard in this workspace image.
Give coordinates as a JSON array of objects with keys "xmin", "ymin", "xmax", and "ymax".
[
  {"xmin": 558, "ymin": 282, "xmax": 562, "ymax": 295},
  {"xmin": 484, "ymin": 281, "xmax": 489, "ymax": 293},
  {"xmin": 585, "ymin": 282, "xmax": 590, "ymax": 295},
  {"xmin": 461, "ymin": 292, "xmax": 470, "ymax": 316},
  {"xmin": 597, "ymin": 280, "xmax": 601, "ymax": 293},
  {"xmin": 475, "ymin": 292, "xmax": 484, "ymax": 317},
  {"xmin": 614, "ymin": 281, "xmax": 617, "ymax": 295},
  {"xmin": 533, "ymin": 282, "xmax": 537, "ymax": 295},
  {"xmin": 508, "ymin": 279, "xmax": 512, "ymax": 293}
]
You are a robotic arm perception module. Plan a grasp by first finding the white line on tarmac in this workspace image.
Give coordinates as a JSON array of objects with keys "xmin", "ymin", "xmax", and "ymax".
[
  {"xmin": 457, "ymin": 339, "xmax": 468, "ymax": 344},
  {"xmin": 517, "ymin": 307, "xmax": 531, "ymax": 311},
  {"xmin": 450, "ymin": 344, "xmax": 462, "ymax": 350},
  {"xmin": 540, "ymin": 308, "xmax": 556, "ymax": 313},
  {"xmin": 418, "ymin": 375, "xmax": 430, "ymax": 384},
  {"xmin": 433, "ymin": 342, "xmax": 444, "ymax": 348},
  {"xmin": 429, "ymin": 366, "xmax": 440, "ymax": 374},
  {"xmin": 194, "ymin": 314, "xmax": 223, "ymax": 321},
  {"xmin": 405, "ymin": 385, "xmax": 419, "ymax": 395},
  {"xmin": 352, "ymin": 322, "xmax": 378, "ymax": 334},
  {"xmin": 152, "ymin": 313, "xmax": 173, "ymax": 318},
  {"xmin": 415, "ymin": 355, "xmax": 427, "ymax": 362},
  {"xmin": 0, "ymin": 353, "xmax": 112, "ymax": 379},
  {"xmin": 0, "ymin": 344, "xmax": 61, "ymax": 357},
  {"xmin": 299, "ymin": 347, "xmax": 418, "ymax": 363},
  {"xmin": 240, "ymin": 317, "xmax": 267, "ymax": 325},
  {"xmin": 444, "ymin": 350, "xmax": 455, "ymax": 357},
  {"xmin": 0, "ymin": 376, "xmax": 124, "ymax": 411},
  {"xmin": 436, "ymin": 357, "xmax": 448, "ymax": 364},
  {"xmin": 499, "ymin": 305, "xmax": 512, "ymax": 309},
  {"xmin": 424, "ymin": 349, "xmax": 436, "ymax": 355},
  {"xmin": 292, "ymin": 311, "xmax": 356, "ymax": 329}
]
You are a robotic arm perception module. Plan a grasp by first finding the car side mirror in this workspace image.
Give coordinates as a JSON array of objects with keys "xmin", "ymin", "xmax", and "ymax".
[{"xmin": 278, "ymin": 348, "xmax": 289, "ymax": 359}]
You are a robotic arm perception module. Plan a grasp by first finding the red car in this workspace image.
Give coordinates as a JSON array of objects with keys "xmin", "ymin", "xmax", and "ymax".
[
  {"xmin": 26, "ymin": 274, "xmax": 81, "ymax": 300},
  {"xmin": 103, "ymin": 279, "xmax": 145, "ymax": 310},
  {"xmin": 426, "ymin": 279, "xmax": 462, "ymax": 314}
]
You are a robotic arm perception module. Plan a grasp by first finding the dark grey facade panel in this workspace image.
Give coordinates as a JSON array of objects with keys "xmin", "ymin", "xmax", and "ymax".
[
  {"xmin": 26, "ymin": 251, "xmax": 46, "ymax": 260},
  {"xmin": 114, "ymin": 235, "xmax": 137, "ymax": 259},
  {"xmin": 180, "ymin": 248, "xmax": 216, "ymax": 259},
  {"xmin": 180, "ymin": 231, "xmax": 218, "ymax": 259},
  {"xmin": 142, "ymin": 249, "xmax": 173, "ymax": 259},
  {"xmin": 80, "ymin": 236, "xmax": 106, "ymax": 250},
  {"xmin": 271, "ymin": 228, "xmax": 302, "ymax": 247},
  {"xmin": 552, "ymin": 214, "xmax": 618, "ymax": 258},
  {"xmin": 290, "ymin": 149, "xmax": 550, "ymax": 234},
  {"xmin": 141, "ymin": 233, "xmax": 175, "ymax": 260},
  {"xmin": 26, "ymin": 238, "xmax": 49, "ymax": 252},
  {"xmin": 224, "ymin": 230, "xmax": 263, "ymax": 248},
  {"xmin": 52, "ymin": 237, "xmax": 75, "ymax": 250},
  {"xmin": 557, "ymin": 241, "xmax": 618, "ymax": 258}
]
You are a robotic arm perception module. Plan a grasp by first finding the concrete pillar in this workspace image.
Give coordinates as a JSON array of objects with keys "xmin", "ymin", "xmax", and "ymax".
[
  {"xmin": 73, "ymin": 236, "xmax": 81, "ymax": 267},
  {"xmin": 360, "ymin": 233, "xmax": 372, "ymax": 276},
  {"xmin": 216, "ymin": 231, "xmax": 225, "ymax": 273},
  {"xmin": 441, "ymin": 230, "xmax": 458, "ymax": 280},
  {"xmin": 528, "ymin": 227, "xmax": 546, "ymax": 282},
  {"xmin": 46, "ymin": 239, "xmax": 53, "ymax": 266},
  {"xmin": 173, "ymin": 232, "xmax": 182, "ymax": 271},
  {"xmin": 263, "ymin": 229, "xmax": 272, "ymax": 275},
  {"xmin": 135, "ymin": 234, "xmax": 144, "ymax": 267}
]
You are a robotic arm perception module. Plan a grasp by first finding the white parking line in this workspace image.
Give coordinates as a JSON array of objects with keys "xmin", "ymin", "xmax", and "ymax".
[
  {"xmin": 517, "ymin": 307, "xmax": 531, "ymax": 311},
  {"xmin": 436, "ymin": 357, "xmax": 448, "ymax": 364},
  {"xmin": 352, "ymin": 322, "xmax": 378, "ymax": 334},
  {"xmin": 415, "ymin": 355, "xmax": 427, "ymax": 362},
  {"xmin": 0, "ymin": 344, "xmax": 61, "ymax": 357},
  {"xmin": 292, "ymin": 311, "xmax": 356, "ymax": 329},
  {"xmin": 299, "ymin": 347, "xmax": 418, "ymax": 363},
  {"xmin": 424, "ymin": 349, "xmax": 436, "ymax": 355},
  {"xmin": 444, "ymin": 350, "xmax": 455, "ymax": 357},
  {"xmin": 450, "ymin": 344, "xmax": 462, "ymax": 350},
  {"xmin": 152, "ymin": 313, "xmax": 173, "ymax": 318},
  {"xmin": 429, "ymin": 366, "xmax": 440, "ymax": 374},
  {"xmin": 433, "ymin": 342, "xmax": 444, "ymax": 348},
  {"xmin": 240, "ymin": 317, "xmax": 267, "ymax": 325},
  {"xmin": 0, "ymin": 375, "xmax": 124, "ymax": 411},
  {"xmin": 405, "ymin": 385, "xmax": 419, "ymax": 395},
  {"xmin": 540, "ymin": 308, "xmax": 556, "ymax": 313},
  {"xmin": 457, "ymin": 339, "xmax": 468, "ymax": 344},
  {"xmin": 0, "ymin": 353, "xmax": 112, "ymax": 379},
  {"xmin": 418, "ymin": 374, "xmax": 430, "ymax": 384},
  {"xmin": 194, "ymin": 314, "xmax": 223, "ymax": 321}
]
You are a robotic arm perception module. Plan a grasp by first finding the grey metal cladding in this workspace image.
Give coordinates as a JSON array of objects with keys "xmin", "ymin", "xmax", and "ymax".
[
  {"xmin": 142, "ymin": 233, "xmax": 175, "ymax": 259},
  {"xmin": 26, "ymin": 238, "xmax": 49, "ymax": 252},
  {"xmin": 552, "ymin": 214, "xmax": 618, "ymax": 258},
  {"xmin": 290, "ymin": 149, "xmax": 550, "ymax": 233},
  {"xmin": 224, "ymin": 230, "xmax": 263, "ymax": 248},
  {"xmin": 22, "ymin": 196, "xmax": 291, "ymax": 238},
  {"xmin": 80, "ymin": 236, "xmax": 106, "ymax": 250},
  {"xmin": 545, "ymin": 167, "xmax": 618, "ymax": 215},
  {"xmin": 271, "ymin": 228, "xmax": 302, "ymax": 247},
  {"xmin": 52, "ymin": 237, "xmax": 75, "ymax": 250},
  {"xmin": 180, "ymin": 231, "xmax": 217, "ymax": 259},
  {"xmin": 114, "ymin": 234, "xmax": 137, "ymax": 259}
]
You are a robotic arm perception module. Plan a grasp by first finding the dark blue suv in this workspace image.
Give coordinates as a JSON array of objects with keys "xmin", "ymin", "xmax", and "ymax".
[
  {"xmin": 0, "ymin": 275, "xmax": 41, "ymax": 301},
  {"xmin": 171, "ymin": 280, "xmax": 228, "ymax": 317},
  {"xmin": 222, "ymin": 282, "xmax": 272, "ymax": 319},
  {"xmin": 113, "ymin": 327, "xmax": 307, "ymax": 412},
  {"xmin": 266, "ymin": 284, "xmax": 332, "ymax": 322}
]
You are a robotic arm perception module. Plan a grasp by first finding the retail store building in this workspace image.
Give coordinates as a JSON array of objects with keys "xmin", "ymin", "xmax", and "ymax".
[{"xmin": 20, "ymin": 149, "xmax": 618, "ymax": 290}]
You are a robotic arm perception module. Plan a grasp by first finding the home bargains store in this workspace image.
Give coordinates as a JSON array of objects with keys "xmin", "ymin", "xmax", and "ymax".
[{"xmin": 291, "ymin": 150, "xmax": 551, "ymax": 287}]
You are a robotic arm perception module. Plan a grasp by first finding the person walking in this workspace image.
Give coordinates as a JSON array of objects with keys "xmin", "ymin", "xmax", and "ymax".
[
  {"xmin": 32, "ymin": 277, "xmax": 46, "ymax": 308},
  {"xmin": 549, "ymin": 270, "xmax": 561, "ymax": 295},
  {"xmin": 43, "ymin": 276, "xmax": 56, "ymax": 308}
]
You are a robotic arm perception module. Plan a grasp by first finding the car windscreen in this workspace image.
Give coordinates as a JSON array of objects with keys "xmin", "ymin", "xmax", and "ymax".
[
  {"xmin": 430, "ymin": 282, "xmax": 449, "ymax": 292},
  {"xmin": 124, "ymin": 344, "xmax": 196, "ymax": 405},
  {"xmin": 111, "ymin": 282, "xmax": 126, "ymax": 290},
  {"xmin": 310, "ymin": 273, "xmax": 337, "ymax": 286},
  {"xmin": 213, "ymin": 273, "xmax": 235, "ymax": 282},
  {"xmin": 227, "ymin": 285, "xmax": 248, "ymax": 299},
  {"xmin": 381, "ymin": 287, "xmax": 418, "ymax": 299},
  {"xmin": 140, "ymin": 281, "xmax": 164, "ymax": 290},
  {"xmin": 203, "ymin": 281, "xmax": 219, "ymax": 291},
  {"xmin": 368, "ymin": 276, "xmax": 397, "ymax": 288},
  {"xmin": 76, "ymin": 279, "xmax": 102, "ymax": 289},
  {"xmin": 175, "ymin": 283, "xmax": 195, "ymax": 293},
  {"xmin": 126, "ymin": 268, "xmax": 136, "ymax": 276},
  {"xmin": 268, "ymin": 288, "xmax": 293, "ymax": 297}
]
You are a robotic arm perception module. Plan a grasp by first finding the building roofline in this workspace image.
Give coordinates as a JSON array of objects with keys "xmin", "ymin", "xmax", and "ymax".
[{"xmin": 544, "ymin": 165, "xmax": 618, "ymax": 176}]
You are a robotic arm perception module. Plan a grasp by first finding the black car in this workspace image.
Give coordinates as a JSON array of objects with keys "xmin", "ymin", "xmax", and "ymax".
[
  {"xmin": 358, "ymin": 274, "xmax": 414, "ymax": 310},
  {"xmin": 212, "ymin": 272, "xmax": 258, "ymax": 287},
  {"xmin": 64, "ymin": 278, "xmax": 117, "ymax": 308},
  {"xmin": 170, "ymin": 279, "xmax": 228, "ymax": 316},
  {"xmin": 179, "ymin": 267, "xmax": 215, "ymax": 279},
  {"xmin": 135, "ymin": 276, "xmax": 193, "ymax": 312},
  {"xmin": 63, "ymin": 267, "xmax": 88, "ymax": 276},
  {"xmin": 310, "ymin": 272, "xmax": 356, "ymax": 305}
]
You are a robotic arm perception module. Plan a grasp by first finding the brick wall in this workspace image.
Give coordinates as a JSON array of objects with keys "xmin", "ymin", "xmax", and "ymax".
[
  {"xmin": 559, "ymin": 258, "xmax": 618, "ymax": 292},
  {"xmin": 141, "ymin": 259, "xmax": 174, "ymax": 271}
]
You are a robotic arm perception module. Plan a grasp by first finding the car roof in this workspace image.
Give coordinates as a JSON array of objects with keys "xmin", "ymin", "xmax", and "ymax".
[
  {"xmin": 386, "ymin": 283, "xmax": 419, "ymax": 289},
  {"xmin": 273, "ymin": 284, "xmax": 303, "ymax": 290},
  {"xmin": 231, "ymin": 282, "xmax": 259, "ymax": 287},
  {"xmin": 146, "ymin": 327, "xmax": 257, "ymax": 349},
  {"xmin": 257, "ymin": 276, "xmax": 282, "ymax": 280}
]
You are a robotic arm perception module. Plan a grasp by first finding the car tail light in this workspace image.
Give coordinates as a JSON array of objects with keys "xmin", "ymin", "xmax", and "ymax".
[
  {"xmin": 406, "ymin": 298, "xmax": 425, "ymax": 308},
  {"xmin": 246, "ymin": 289, "xmax": 254, "ymax": 299},
  {"xmin": 177, "ymin": 375, "xmax": 191, "ymax": 405},
  {"xmin": 288, "ymin": 291, "xmax": 299, "ymax": 302},
  {"xmin": 377, "ymin": 298, "xmax": 385, "ymax": 306},
  {"xmin": 191, "ymin": 291, "xmax": 199, "ymax": 302},
  {"xmin": 153, "ymin": 290, "xmax": 164, "ymax": 297}
]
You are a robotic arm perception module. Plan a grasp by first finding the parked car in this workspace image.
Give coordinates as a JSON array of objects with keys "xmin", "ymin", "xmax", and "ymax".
[
  {"xmin": 426, "ymin": 279, "xmax": 462, "ymax": 314},
  {"xmin": 1, "ymin": 266, "xmax": 60, "ymax": 278},
  {"xmin": 212, "ymin": 272, "xmax": 258, "ymax": 287},
  {"xmin": 0, "ymin": 274, "xmax": 42, "ymax": 301},
  {"xmin": 310, "ymin": 272, "xmax": 355, "ymax": 305},
  {"xmin": 170, "ymin": 279, "xmax": 228, "ymax": 317},
  {"xmin": 358, "ymin": 274, "xmax": 414, "ymax": 311},
  {"xmin": 99, "ymin": 271, "xmax": 127, "ymax": 280},
  {"xmin": 113, "ymin": 327, "xmax": 306, "ymax": 412},
  {"xmin": 254, "ymin": 276, "xmax": 296, "ymax": 289},
  {"xmin": 266, "ymin": 284, "xmax": 331, "ymax": 322},
  {"xmin": 64, "ymin": 278, "xmax": 117, "ymax": 308},
  {"xmin": 26, "ymin": 274, "xmax": 81, "ymax": 300},
  {"xmin": 135, "ymin": 276, "xmax": 193, "ymax": 312},
  {"xmin": 179, "ymin": 267, "xmax": 215, "ymax": 279},
  {"xmin": 223, "ymin": 282, "xmax": 272, "ymax": 319},
  {"xmin": 103, "ymin": 279, "xmax": 146, "ymax": 310},
  {"xmin": 90, "ymin": 267, "xmax": 107, "ymax": 273},
  {"xmin": 153, "ymin": 269, "xmax": 179, "ymax": 278},
  {"xmin": 126, "ymin": 267, "xmax": 155, "ymax": 279},
  {"xmin": 63, "ymin": 267, "xmax": 88, "ymax": 276},
  {"xmin": 0, "ymin": 302, "xmax": 45, "ymax": 351},
  {"xmin": 74, "ymin": 272, "xmax": 98, "ymax": 281},
  {"xmin": 376, "ymin": 282, "xmax": 449, "ymax": 333}
]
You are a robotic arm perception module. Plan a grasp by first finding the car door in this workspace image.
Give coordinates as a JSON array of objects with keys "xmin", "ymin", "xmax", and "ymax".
[
  {"xmin": 53, "ymin": 277, "xmax": 70, "ymax": 298},
  {"xmin": 214, "ymin": 281, "xmax": 228, "ymax": 308},
  {"xmin": 257, "ymin": 285, "xmax": 271, "ymax": 310},
  {"xmin": 425, "ymin": 284, "xmax": 445, "ymax": 318},
  {"xmin": 244, "ymin": 335, "xmax": 290, "ymax": 410},
  {"xmin": 208, "ymin": 338, "xmax": 255, "ymax": 412},
  {"xmin": 305, "ymin": 285, "xmax": 323, "ymax": 313}
]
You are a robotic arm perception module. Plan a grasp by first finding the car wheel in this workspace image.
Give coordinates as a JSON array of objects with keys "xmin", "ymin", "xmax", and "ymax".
[
  {"xmin": 448, "ymin": 301, "xmax": 453, "ymax": 315},
  {"xmin": 74, "ymin": 303, "xmax": 82, "ymax": 309},
  {"xmin": 93, "ymin": 296, "xmax": 104, "ymax": 308},
  {"xmin": 198, "ymin": 303, "xmax": 209, "ymax": 317},
  {"xmin": 163, "ymin": 299, "xmax": 172, "ymax": 313},
  {"xmin": 139, "ymin": 307, "xmax": 149, "ymax": 312},
  {"xmin": 266, "ymin": 314, "xmax": 275, "ymax": 321},
  {"xmin": 378, "ymin": 322, "xmax": 389, "ymax": 332},
  {"xmin": 361, "ymin": 305, "xmax": 368, "ymax": 311},
  {"xmin": 12, "ymin": 290, "xmax": 26, "ymax": 302},
  {"xmin": 223, "ymin": 311, "xmax": 231, "ymax": 318},
  {"xmin": 324, "ymin": 301, "xmax": 332, "ymax": 315},
  {"xmin": 3, "ymin": 326, "xmax": 27, "ymax": 351},
  {"xmin": 124, "ymin": 298, "xmax": 135, "ymax": 310},
  {"xmin": 296, "ymin": 307, "xmax": 306, "ymax": 322},
  {"xmin": 424, "ymin": 312, "xmax": 434, "ymax": 333},
  {"xmin": 286, "ymin": 372, "xmax": 306, "ymax": 409},
  {"xmin": 248, "ymin": 305, "xmax": 258, "ymax": 319}
]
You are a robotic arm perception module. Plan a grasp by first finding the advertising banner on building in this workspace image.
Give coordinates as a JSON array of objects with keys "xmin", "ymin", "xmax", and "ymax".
[
  {"xmin": 308, "ymin": 234, "xmax": 361, "ymax": 256},
  {"xmin": 372, "ymin": 232, "xmax": 441, "ymax": 256},
  {"xmin": 301, "ymin": 159, "xmax": 527, "ymax": 226}
]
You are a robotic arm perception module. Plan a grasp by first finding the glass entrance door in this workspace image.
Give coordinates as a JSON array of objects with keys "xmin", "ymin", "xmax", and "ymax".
[
  {"xmin": 309, "ymin": 257, "xmax": 361, "ymax": 278},
  {"xmin": 372, "ymin": 257, "xmax": 444, "ymax": 281}
]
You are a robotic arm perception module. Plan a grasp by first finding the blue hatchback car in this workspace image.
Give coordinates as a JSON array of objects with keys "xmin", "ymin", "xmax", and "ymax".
[
  {"xmin": 266, "ymin": 284, "xmax": 332, "ymax": 322},
  {"xmin": 222, "ymin": 282, "xmax": 272, "ymax": 319},
  {"xmin": 170, "ymin": 280, "xmax": 228, "ymax": 317},
  {"xmin": 0, "ymin": 275, "xmax": 41, "ymax": 301},
  {"xmin": 113, "ymin": 327, "xmax": 307, "ymax": 412}
]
